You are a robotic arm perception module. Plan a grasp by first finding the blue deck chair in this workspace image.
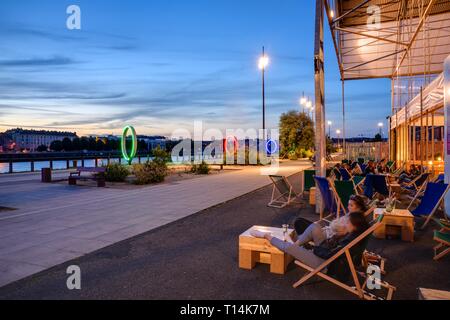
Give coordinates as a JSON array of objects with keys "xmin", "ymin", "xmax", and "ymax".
[
  {"xmin": 434, "ymin": 174, "xmax": 445, "ymax": 184},
  {"xmin": 402, "ymin": 173, "xmax": 430, "ymax": 193},
  {"xmin": 360, "ymin": 163, "xmax": 368, "ymax": 174},
  {"xmin": 314, "ymin": 176, "xmax": 338, "ymax": 219},
  {"xmin": 339, "ymin": 168, "xmax": 352, "ymax": 181},
  {"xmin": 407, "ymin": 182, "xmax": 450, "ymax": 229},
  {"xmin": 364, "ymin": 174, "xmax": 390, "ymax": 199}
]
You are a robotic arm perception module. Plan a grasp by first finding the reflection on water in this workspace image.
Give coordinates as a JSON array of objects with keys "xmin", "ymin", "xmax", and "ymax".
[
  {"xmin": 0, "ymin": 155, "xmax": 222, "ymax": 174},
  {"xmin": 0, "ymin": 158, "xmax": 130, "ymax": 174}
]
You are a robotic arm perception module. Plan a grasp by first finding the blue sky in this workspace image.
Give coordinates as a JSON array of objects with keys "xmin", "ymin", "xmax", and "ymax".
[{"xmin": 0, "ymin": 0, "xmax": 391, "ymax": 137}]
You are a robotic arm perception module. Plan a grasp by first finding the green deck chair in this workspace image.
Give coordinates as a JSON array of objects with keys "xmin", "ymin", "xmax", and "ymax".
[
  {"xmin": 333, "ymin": 180, "xmax": 355, "ymax": 214},
  {"xmin": 386, "ymin": 161, "xmax": 395, "ymax": 173},
  {"xmin": 433, "ymin": 231, "xmax": 450, "ymax": 261},
  {"xmin": 304, "ymin": 169, "xmax": 315, "ymax": 192}
]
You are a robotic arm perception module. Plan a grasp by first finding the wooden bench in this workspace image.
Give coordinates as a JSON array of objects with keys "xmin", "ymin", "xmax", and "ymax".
[{"xmin": 69, "ymin": 167, "xmax": 106, "ymax": 187}]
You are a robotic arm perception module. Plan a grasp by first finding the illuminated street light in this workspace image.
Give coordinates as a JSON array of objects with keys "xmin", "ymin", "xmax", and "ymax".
[
  {"xmin": 378, "ymin": 122, "xmax": 384, "ymax": 136},
  {"xmin": 336, "ymin": 129, "xmax": 341, "ymax": 149},
  {"xmin": 327, "ymin": 121, "xmax": 332, "ymax": 137},
  {"xmin": 329, "ymin": 10, "xmax": 335, "ymax": 18},
  {"xmin": 259, "ymin": 47, "xmax": 269, "ymax": 135},
  {"xmin": 258, "ymin": 55, "xmax": 269, "ymax": 70}
]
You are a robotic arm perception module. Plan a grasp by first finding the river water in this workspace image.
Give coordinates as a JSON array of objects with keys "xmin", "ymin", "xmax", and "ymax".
[{"xmin": 0, "ymin": 155, "xmax": 220, "ymax": 174}]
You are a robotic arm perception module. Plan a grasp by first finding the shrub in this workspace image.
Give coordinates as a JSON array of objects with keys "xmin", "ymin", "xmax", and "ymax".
[
  {"xmin": 105, "ymin": 163, "xmax": 129, "ymax": 182},
  {"xmin": 191, "ymin": 162, "xmax": 210, "ymax": 175},
  {"xmin": 133, "ymin": 160, "xmax": 168, "ymax": 185},
  {"xmin": 288, "ymin": 150, "xmax": 298, "ymax": 160}
]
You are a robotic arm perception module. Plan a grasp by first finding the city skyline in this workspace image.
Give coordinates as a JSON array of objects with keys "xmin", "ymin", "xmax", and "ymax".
[{"xmin": 0, "ymin": 0, "xmax": 391, "ymax": 137}]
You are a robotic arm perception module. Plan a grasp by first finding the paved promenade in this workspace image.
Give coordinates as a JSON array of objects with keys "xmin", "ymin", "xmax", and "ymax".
[{"xmin": 0, "ymin": 160, "xmax": 311, "ymax": 287}]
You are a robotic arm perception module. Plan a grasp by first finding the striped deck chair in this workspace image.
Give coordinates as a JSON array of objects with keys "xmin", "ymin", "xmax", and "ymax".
[
  {"xmin": 268, "ymin": 175, "xmax": 301, "ymax": 208},
  {"xmin": 293, "ymin": 214, "xmax": 396, "ymax": 300},
  {"xmin": 407, "ymin": 183, "xmax": 450, "ymax": 229}
]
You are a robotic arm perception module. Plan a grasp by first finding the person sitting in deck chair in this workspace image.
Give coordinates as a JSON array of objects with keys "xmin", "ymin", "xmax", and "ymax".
[
  {"xmin": 363, "ymin": 161, "xmax": 376, "ymax": 176},
  {"xmin": 251, "ymin": 211, "xmax": 370, "ymax": 269},
  {"xmin": 292, "ymin": 194, "xmax": 368, "ymax": 238},
  {"xmin": 398, "ymin": 164, "xmax": 420, "ymax": 183}
]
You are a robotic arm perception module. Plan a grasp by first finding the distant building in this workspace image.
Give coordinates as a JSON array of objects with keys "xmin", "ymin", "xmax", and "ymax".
[
  {"xmin": 138, "ymin": 135, "xmax": 167, "ymax": 151},
  {"xmin": 5, "ymin": 128, "xmax": 78, "ymax": 152},
  {"xmin": 0, "ymin": 133, "xmax": 15, "ymax": 152}
]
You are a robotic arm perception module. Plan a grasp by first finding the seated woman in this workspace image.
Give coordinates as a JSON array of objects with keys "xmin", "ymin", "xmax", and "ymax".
[
  {"xmin": 293, "ymin": 194, "xmax": 368, "ymax": 238},
  {"xmin": 251, "ymin": 211, "xmax": 370, "ymax": 269},
  {"xmin": 399, "ymin": 164, "xmax": 420, "ymax": 183}
]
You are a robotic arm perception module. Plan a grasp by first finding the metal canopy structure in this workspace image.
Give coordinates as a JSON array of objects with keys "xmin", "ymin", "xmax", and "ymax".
[{"xmin": 325, "ymin": 0, "xmax": 450, "ymax": 81}]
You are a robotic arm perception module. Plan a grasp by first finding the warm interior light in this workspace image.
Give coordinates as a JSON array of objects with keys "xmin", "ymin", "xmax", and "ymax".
[
  {"xmin": 258, "ymin": 56, "xmax": 269, "ymax": 70},
  {"xmin": 330, "ymin": 10, "xmax": 335, "ymax": 18},
  {"xmin": 437, "ymin": 157, "xmax": 442, "ymax": 161}
]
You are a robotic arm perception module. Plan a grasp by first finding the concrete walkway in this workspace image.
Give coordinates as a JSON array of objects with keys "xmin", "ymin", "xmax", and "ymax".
[{"xmin": 0, "ymin": 160, "xmax": 311, "ymax": 287}]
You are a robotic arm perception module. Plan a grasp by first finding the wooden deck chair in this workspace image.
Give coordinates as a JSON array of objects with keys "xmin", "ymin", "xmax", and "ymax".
[
  {"xmin": 331, "ymin": 180, "xmax": 355, "ymax": 215},
  {"xmin": 268, "ymin": 175, "xmax": 300, "ymax": 208},
  {"xmin": 293, "ymin": 214, "xmax": 396, "ymax": 300},
  {"xmin": 433, "ymin": 174, "xmax": 445, "ymax": 184},
  {"xmin": 386, "ymin": 161, "xmax": 395, "ymax": 173},
  {"xmin": 407, "ymin": 183, "xmax": 450, "ymax": 229},
  {"xmin": 314, "ymin": 176, "xmax": 339, "ymax": 220},
  {"xmin": 401, "ymin": 173, "xmax": 431, "ymax": 194},
  {"xmin": 364, "ymin": 174, "xmax": 391, "ymax": 200},
  {"xmin": 433, "ymin": 231, "xmax": 450, "ymax": 261},
  {"xmin": 391, "ymin": 161, "xmax": 405, "ymax": 177},
  {"xmin": 353, "ymin": 176, "xmax": 365, "ymax": 194},
  {"xmin": 433, "ymin": 218, "xmax": 450, "ymax": 232},
  {"xmin": 339, "ymin": 168, "xmax": 353, "ymax": 182}
]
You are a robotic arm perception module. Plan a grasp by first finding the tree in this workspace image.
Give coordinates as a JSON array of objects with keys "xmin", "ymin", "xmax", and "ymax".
[
  {"xmin": 279, "ymin": 110, "xmax": 315, "ymax": 159},
  {"xmin": 88, "ymin": 137, "xmax": 97, "ymax": 151},
  {"xmin": 374, "ymin": 133, "xmax": 382, "ymax": 142},
  {"xmin": 95, "ymin": 139, "xmax": 105, "ymax": 151},
  {"xmin": 61, "ymin": 137, "xmax": 73, "ymax": 151},
  {"xmin": 36, "ymin": 144, "xmax": 48, "ymax": 152},
  {"xmin": 138, "ymin": 139, "xmax": 148, "ymax": 153},
  {"xmin": 326, "ymin": 136, "xmax": 336, "ymax": 155},
  {"xmin": 80, "ymin": 137, "xmax": 89, "ymax": 150},
  {"xmin": 50, "ymin": 140, "xmax": 63, "ymax": 152},
  {"xmin": 72, "ymin": 137, "xmax": 81, "ymax": 151}
]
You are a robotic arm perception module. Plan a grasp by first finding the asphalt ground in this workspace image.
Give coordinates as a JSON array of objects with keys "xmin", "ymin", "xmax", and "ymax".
[{"xmin": 0, "ymin": 173, "xmax": 448, "ymax": 300}]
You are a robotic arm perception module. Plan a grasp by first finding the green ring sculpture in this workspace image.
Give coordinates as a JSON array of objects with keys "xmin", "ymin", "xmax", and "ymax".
[{"xmin": 121, "ymin": 125, "xmax": 137, "ymax": 165}]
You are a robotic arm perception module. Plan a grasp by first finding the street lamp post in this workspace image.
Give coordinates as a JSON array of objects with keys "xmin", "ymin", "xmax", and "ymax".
[
  {"xmin": 327, "ymin": 121, "xmax": 332, "ymax": 138},
  {"xmin": 378, "ymin": 122, "xmax": 384, "ymax": 161},
  {"xmin": 259, "ymin": 47, "xmax": 269, "ymax": 135},
  {"xmin": 336, "ymin": 129, "xmax": 341, "ymax": 150}
]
